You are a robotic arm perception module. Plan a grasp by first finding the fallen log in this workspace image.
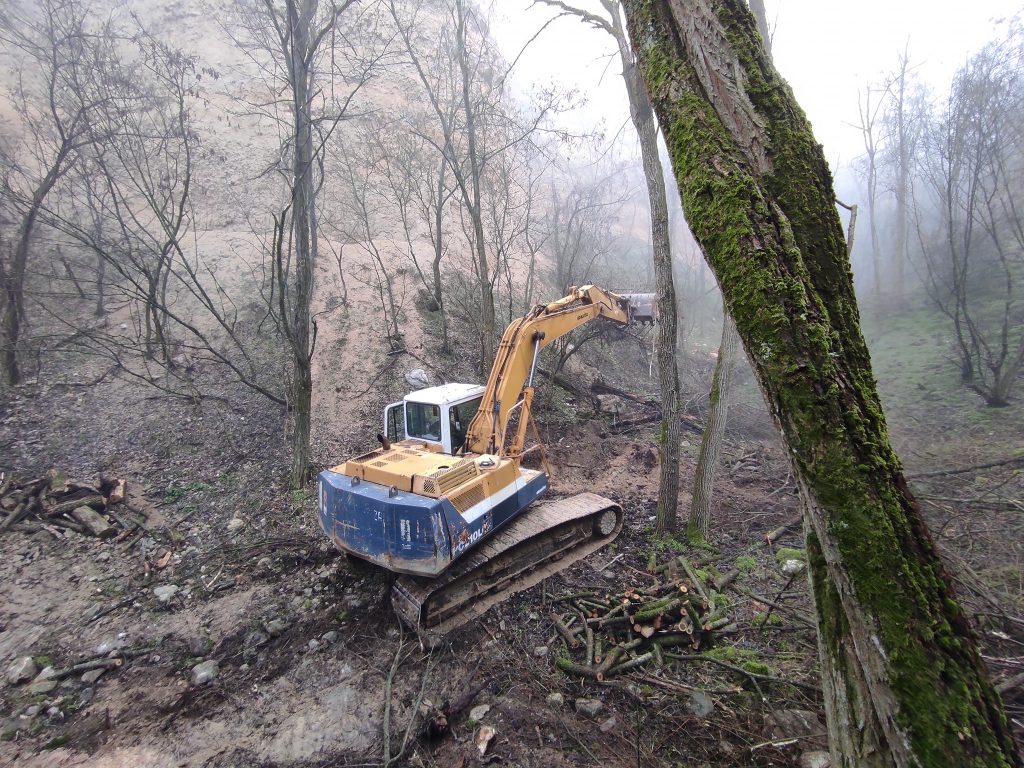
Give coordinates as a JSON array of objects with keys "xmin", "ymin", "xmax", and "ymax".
[{"xmin": 71, "ymin": 506, "xmax": 117, "ymax": 539}]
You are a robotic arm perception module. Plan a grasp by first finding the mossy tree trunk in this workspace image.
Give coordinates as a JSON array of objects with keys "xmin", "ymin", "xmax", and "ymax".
[{"xmin": 622, "ymin": 1, "xmax": 1017, "ymax": 765}]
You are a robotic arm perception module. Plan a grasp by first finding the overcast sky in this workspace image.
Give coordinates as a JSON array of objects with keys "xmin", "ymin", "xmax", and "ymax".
[{"xmin": 491, "ymin": 0, "xmax": 1020, "ymax": 171}]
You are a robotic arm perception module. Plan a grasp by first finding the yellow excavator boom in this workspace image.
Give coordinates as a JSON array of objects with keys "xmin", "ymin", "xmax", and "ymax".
[{"xmin": 463, "ymin": 285, "xmax": 633, "ymax": 456}]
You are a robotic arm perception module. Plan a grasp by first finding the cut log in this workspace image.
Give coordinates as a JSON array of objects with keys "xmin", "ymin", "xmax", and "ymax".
[
  {"xmin": 47, "ymin": 494, "xmax": 105, "ymax": 517},
  {"xmin": 71, "ymin": 506, "xmax": 116, "ymax": 539}
]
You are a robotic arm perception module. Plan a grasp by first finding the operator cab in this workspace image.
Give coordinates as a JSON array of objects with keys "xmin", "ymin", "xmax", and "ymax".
[{"xmin": 384, "ymin": 383, "xmax": 485, "ymax": 455}]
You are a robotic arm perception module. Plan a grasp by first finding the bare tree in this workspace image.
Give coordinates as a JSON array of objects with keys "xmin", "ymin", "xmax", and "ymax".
[
  {"xmin": 853, "ymin": 83, "xmax": 888, "ymax": 298},
  {"xmin": 915, "ymin": 26, "xmax": 1024, "ymax": 406},
  {"xmin": 232, "ymin": 0, "xmax": 382, "ymax": 487},
  {"xmin": 388, "ymin": 0, "xmax": 554, "ymax": 372},
  {"xmin": 536, "ymin": 0, "xmax": 683, "ymax": 532},
  {"xmin": 622, "ymin": 1, "xmax": 1017, "ymax": 764},
  {"xmin": 0, "ymin": 0, "xmax": 123, "ymax": 384}
]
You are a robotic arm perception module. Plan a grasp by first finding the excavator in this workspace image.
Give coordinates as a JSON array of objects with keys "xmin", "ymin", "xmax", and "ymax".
[{"xmin": 317, "ymin": 285, "xmax": 654, "ymax": 643}]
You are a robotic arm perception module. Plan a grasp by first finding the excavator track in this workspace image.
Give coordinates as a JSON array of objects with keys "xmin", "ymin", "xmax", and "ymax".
[{"xmin": 391, "ymin": 492, "xmax": 623, "ymax": 646}]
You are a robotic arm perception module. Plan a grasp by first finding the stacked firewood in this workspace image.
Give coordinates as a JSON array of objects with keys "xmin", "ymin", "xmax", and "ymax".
[
  {"xmin": 0, "ymin": 469, "xmax": 129, "ymax": 539},
  {"xmin": 551, "ymin": 565, "xmax": 733, "ymax": 680}
]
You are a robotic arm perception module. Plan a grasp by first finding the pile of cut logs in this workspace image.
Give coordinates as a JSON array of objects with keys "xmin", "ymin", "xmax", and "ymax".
[
  {"xmin": 551, "ymin": 563, "xmax": 733, "ymax": 680},
  {"xmin": 0, "ymin": 469, "xmax": 129, "ymax": 539}
]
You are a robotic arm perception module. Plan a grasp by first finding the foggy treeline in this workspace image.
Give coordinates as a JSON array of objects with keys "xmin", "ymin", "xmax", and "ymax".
[
  {"xmin": 0, "ymin": 0, "xmax": 721, "ymax": 480},
  {"xmin": 1, "ymin": 0, "xmax": 1021, "ymax": 479},
  {"xmin": 845, "ymin": 20, "xmax": 1024, "ymax": 406}
]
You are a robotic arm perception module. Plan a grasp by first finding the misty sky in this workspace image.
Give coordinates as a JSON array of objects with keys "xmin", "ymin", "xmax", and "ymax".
[{"xmin": 492, "ymin": 0, "xmax": 1020, "ymax": 172}]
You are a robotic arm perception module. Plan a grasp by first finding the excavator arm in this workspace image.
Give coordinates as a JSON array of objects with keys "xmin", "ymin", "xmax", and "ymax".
[{"xmin": 463, "ymin": 285, "xmax": 639, "ymax": 457}]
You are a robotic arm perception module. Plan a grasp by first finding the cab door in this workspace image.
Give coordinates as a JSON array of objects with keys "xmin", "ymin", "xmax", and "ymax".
[{"xmin": 383, "ymin": 401, "xmax": 404, "ymax": 444}]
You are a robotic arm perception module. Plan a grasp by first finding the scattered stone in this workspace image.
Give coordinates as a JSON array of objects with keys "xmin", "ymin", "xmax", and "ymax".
[
  {"xmin": 79, "ymin": 687, "xmax": 95, "ymax": 706},
  {"xmin": 307, "ymin": 639, "xmax": 321, "ymax": 652},
  {"xmin": 154, "ymin": 584, "xmax": 179, "ymax": 603},
  {"xmin": 1, "ymin": 719, "xmax": 20, "ymax": 741},
  {"xmin": 7, "ymin": 656, "xmax": 37, "ymax": 685},
  {"xmin": 533, "ymin": 645, "xmax": 548, "ymax": 658},
  {"xmin": 188, "ymin": 634, "xmax": 213, "ymax": 656},
  {"xmin": 800, "ymin": 751, "xmax": 832, "ymax": 768},
  {"xmin": 46, "ymin": 706, "xmax": 63, "ymax": 720},
  {"xmin": 81, "ymin": 668, "xmax": 106, "ymax": 685},
  {"xmin": 227, "ymin": 517, "xmax": 245, "ymax": 533},
  {"xmin": 27, "ymin": 680, "xmax": 58, "ymax": 695},
  {"xmin": 191, "ymin": 660, "xmax": 219, "ymax": 686},
  {"xmin": 243, "ymin": 631, "xmax": 269, "ymax": 661},
  {"xmin": 545, "ymin": 692, "xmax": 564, "ymax": 707},
  {"xmin": 265, "ymin": 619, "xmax": 288, "ymax": 637},
  {"xmin": 23, "ymin": 705, "xmax": 41, "ymax": 718},
  {"xmin": 599, "ymin": 715, "xmax": 617, "ymax": 733},
  {"xmin": 781, "ymin": 559, "xmax": 805, "ymax": 576},
  {"xmin": 768, "ymin": 709, "xmax": 823, "ymax": 741},
  {"xmin": 321, "ymin": 631, "xmax": 338, "ymax": 645},
  {"xmin": 469, "ymin": 704, "xmax": 490, "ymax": 722},
  {"xmin": 342, "ymin": 593, "xmax": 366, "ymax": 611},
  {"xmin": 96, "ymin": 550, "xmax": 111, "ymax": 563},
  {"xmin": 602, "ymin": 570, "xmax": 615, "ymax": 579},
  {"xmin": 33, "ymin": 666, "xmax": 57, "ymax": 682},
  {"xmin": 475, "ymin": 724, "xmax": 496, "ymax": 756},
  {"xmin": 528, "ymin": 612, "xmax": 539, "ymax": 621},
  {"xmin": 574, "ymin": 698, "xmax": 603, "ymax": 718},
  {"xmin": 405, "ymin": 368, "xmax": 429, "ymax": 387},
  {"xmin": 257, "ymin": 557, "xmax": 273, "ymax": 571},
  {"xmin": 686, "ymin": 691, "xmax": 714, "ymax": 719}
]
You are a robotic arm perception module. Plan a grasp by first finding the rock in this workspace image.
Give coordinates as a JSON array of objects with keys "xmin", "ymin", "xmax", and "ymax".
[
  {"xmin": 27, "ymin": 680, "xmax": 58, "ymax": 695},
  {"xmin": 33, "ymin": 666, "xmax": 57, "ymax": 682},
  {"xmin": 23, "ymin": 705, "xmax": 41, "ymax": 718},
  {"xmin": 601, "ymin": 570, "xmax": 615, "ymax": 579},
  {"xmin": 96, "ymin": 550, "xmax": 111, "ymax": 563},
  {"xmin": 782, "ymin": 559, "xmax": 805, "ymax": 576},
  {"xmin": 533, "ymin": 645, "xmax": 548, "ymax": 658},
  {"xmin": 191, "ymin": 660, "xmax": 219, "ymax": 686},
  {"xmin": 307, "ymin": 639, "xmax": 321, "ymax": 652},
  {"xmin": 79, "ymin": 687, "xmax": 95, "ymax": 705},
  {"xmin": 475, "ymin": 724, "xmax": 496, "ymax": 756},
  {"xmin": 265, "ymin": 619, "xmax": 289, "ymax": 637},
  {"xmin": 46, "ymin": 706, "xmax": 63, "ymax": 720},
  {"xmin": 227, "ymin": 517, "xmax": 245, "ymax": 533},
  {"xmin": 469, "ymin": 704, "xmax": 490, "ymax": 722},
  {"xmin": 1, "ymin": 719, "xmax": 20, "ymax": 741},
  {"xmin": 686, "ymin": 691, "xmax": 714, "ymax": 719},
  {"xmin": 767, "ymin": 709, "xmax": 823, "ymax": 741},
  {"xmin": 574, "ymin": 698, "xmax": 603, "ymax": 718},
  {"xmin": 257, "ymin": 557, "xmax": 273, "ymax": 571},
  {"xmin": 800, "ymin": 751, "xmax": 831, "ymax": 768},
  {"xmin": 7, "ymin": 656, "xmax": 37, "ymax": 685},
  {"xmin": 405, "ymin": 368, "xmax": 429, "ymax": 388},
  {"xmin": 81, "ymin": 668, "xmax": 105, "ymax": 684},
  {"xmin": 243, "ymin": 631, "xmax": 269, "ymax": 661},
  {"xmin": 545, "ymin": 692, "xmax": 564, "ymax": 707},
  {"xmin": 528, "ymin": 612, "xmax": 539, "ymax": 621},
  {"xmin": 321, "ymin": 631, "xmax": 338, "ymax": 645},
  {"xmin": 599, "ymin": 715, "xmax": 617, "ymax": 733},
  {"xmin": 188, "ymin": 634, "xmax": 214, "ymax": 656},
  {"xmin": 154, "ymin": 584, "xmax": 179, "ymax": 603}
]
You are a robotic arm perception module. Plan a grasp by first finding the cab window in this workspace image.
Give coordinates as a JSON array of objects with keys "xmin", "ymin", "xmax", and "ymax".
[
  {"xmin": 449, "ymin": 397, "xmax": 482, "ymax": 453},
  {"xmin": 406, "ymin": 402, "xmax": 442, "ymax": 442}
]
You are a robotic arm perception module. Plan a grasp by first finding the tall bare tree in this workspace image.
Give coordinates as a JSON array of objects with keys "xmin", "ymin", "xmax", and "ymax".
[
  {"xmin": 233, "ymin": 0, "xmax": 380, "ymax": 487},
  {"xmin": 0, "ymin": 0, "xmax": 122, "ymax": 384},
  {"xmin": 622, "ymin": 1, "xmax": 1017, "ymax": 765},
  {"xmin": 537, "ymin": 0, "xmax": 683, "ymax": 531}
]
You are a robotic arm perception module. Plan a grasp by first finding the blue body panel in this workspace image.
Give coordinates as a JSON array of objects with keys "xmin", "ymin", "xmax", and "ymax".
[{"xmin": 317, "ymin": 469, "xmax": 548, "ymax": 576}]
